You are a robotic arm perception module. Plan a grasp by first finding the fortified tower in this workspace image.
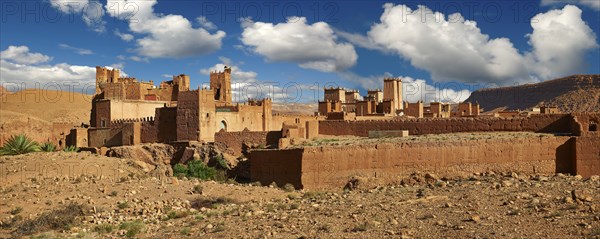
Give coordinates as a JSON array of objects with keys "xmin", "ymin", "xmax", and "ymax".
[
  {"xmin": 172, "ymin": 74, "xmax": 191, "ymax": 91},
  {"xmin": 95, "ymin": 66, "xmax": 120, "ymax": 94},
  {"xmin": 383, "ymin": 77, "xmax": 403, "ymax": 112},
  {"xmin": 210, "ymin": 66, "xmax": 232, "ymax": 104}
]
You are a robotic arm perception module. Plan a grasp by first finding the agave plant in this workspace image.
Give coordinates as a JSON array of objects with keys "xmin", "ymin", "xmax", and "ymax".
[
  {"xmin": 40, "ymin": 142, "xmax": 57, "ymax": 152},
  {"xmin": 0, "ymin": 134, "xmax": 40, "ymax": 156},
  {"xmin": 63, "ymin": 145, "xmax": 79, "ymax": 152}
]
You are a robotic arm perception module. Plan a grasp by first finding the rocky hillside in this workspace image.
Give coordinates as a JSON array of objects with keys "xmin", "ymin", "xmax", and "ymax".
[{"xmin": 465, "ymin": 75, "xmax": 600, "ymax": 112}]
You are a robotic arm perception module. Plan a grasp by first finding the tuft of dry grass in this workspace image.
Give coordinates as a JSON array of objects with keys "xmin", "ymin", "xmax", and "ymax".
[
  {"xmin": 190, "ymin": 196, "xmax": 237, "ymax": 209},
  {"xmin": 14, "ymin": 203, "xmax": 87, "ymax": 237}
]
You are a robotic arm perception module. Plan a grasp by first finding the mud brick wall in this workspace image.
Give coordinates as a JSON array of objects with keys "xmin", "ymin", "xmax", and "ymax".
[
  {"xmin": 176, "ymin": 91, "xmax": 200, "ymax": 141},
  {"xmin": 250, "ymin": 136, "xmax": 572, "ymax": 190},
  {"xmin": 140, "ymin": 121, "xmax": 158, "ymax": 143},
  {"xmin": 319, "ymin": 114, "xmax": 572, "ymax": 137},
  {"xmin": 88, "ymin": 127, "xmax": 123, "ymax": 147},
  {"xmin": 91, "ymin": 100, "xmax": 111, "ymax": 127},
  {"xmin": 574, "ymin": 134, "xmax": 600, "ymax": 177},
  {"xmin": 215, "ymin": 131, "xmax": 282, "ymax": 156},
  {"xmin": 572, "ymin": 113, "xmax": 600, "ymax": 136},
  {"xmin": 155, "ymin": 107, "xmax": 177, "ymax": 142},
  {"xmin": 250, "ymin": 148, "xmax": 303, "ymax": 188}
]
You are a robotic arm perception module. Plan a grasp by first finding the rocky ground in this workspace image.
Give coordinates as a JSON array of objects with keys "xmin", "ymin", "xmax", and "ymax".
[{"xmin": 0, "ymin": 152, "xmax": 599, "ymax": 238}]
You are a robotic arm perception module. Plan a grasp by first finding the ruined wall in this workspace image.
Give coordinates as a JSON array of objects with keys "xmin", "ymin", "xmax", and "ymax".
[
  {"xmin": 319, "ymin": 114, "xmax": 573, "ymax": 137},
  {"xmin": 69, "ymin": 128, "xmax": 88, "ymax": 148},
  {"xmin": 214, "ymin": 130, "xmax": 282, "ymax": 156},
  {"xmin": 574, "ymin": 134, "xmax": 600, "ymax": 177},
  {"xmin": 88, "ymin": 127, "xmax": 122, "ymax": 147},
  {"xmin": 251, "ymin": 136, "xmax": 572, "ymax": 189},
  {"xmin": 571, "ymin": 113, "xmax": 600, "ymax": 136},
  {"xmin": 250, "ymin": 148, "xmax": 304, "ymax": 188}
]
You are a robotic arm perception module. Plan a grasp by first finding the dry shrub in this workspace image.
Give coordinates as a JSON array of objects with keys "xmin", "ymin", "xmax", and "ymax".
[{"xmin": 14, "ymin": 203, "xmax": 87, "ymax": 237}]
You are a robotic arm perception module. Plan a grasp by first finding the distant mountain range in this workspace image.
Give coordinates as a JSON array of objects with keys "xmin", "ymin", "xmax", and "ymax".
[{"xmin": 465, "ymin": 75, "xmax": 600, "ymax": 113}]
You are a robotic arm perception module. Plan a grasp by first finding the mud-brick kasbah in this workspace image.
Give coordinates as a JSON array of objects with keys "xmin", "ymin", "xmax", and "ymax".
[{"xmin": 65, "ymin": 66, "xmax": 600, "ymax": 189}]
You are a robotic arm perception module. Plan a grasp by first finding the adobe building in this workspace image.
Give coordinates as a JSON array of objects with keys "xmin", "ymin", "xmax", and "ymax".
[
  {"xmin": 319, "ymin": 77, "xmax": 403, "ymax": 117},
  {"xmin": 451, "ymin": 102, "xmax": 480, "ymax": 117},
  {"xmin": 71, "ymin": 65, "xmax": 316, "ymax": 148}
]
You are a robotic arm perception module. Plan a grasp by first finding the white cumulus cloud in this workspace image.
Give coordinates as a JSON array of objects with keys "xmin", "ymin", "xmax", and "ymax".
[
  {"xmin": 105, "ymin": 0, "xmax": 226, "ymax": 58},
  {"xmin": 1, "ymin": 46, "xmax": 52, "ymax": 64},
  {"xmin": 50, "ymin": 0, "xmax": 106, "ymax": 33},
  {"xmin": 526, "ymin": 5, "xmax": 598, "ymax": 80},
  {"xmin": 114, "ymin": 29, "xmax": 134, "ymax": 42},
  {"xmin": 365, "ymin": 4, "xmax": 529, "ymax": 84},
  {"xmin": 541, "ymin": 0, "xmax": 600, "ymax": 11},
  {"xmin": 342, "ymin": 4, "xmax": 598, "ymax": 85},
  {"xmin": 240, "ymin": 17, "xmax": 357, "ymax": 72},
  {"xmin": 0, "ymin": 45, "xmax": 117, "ymax": 91}
]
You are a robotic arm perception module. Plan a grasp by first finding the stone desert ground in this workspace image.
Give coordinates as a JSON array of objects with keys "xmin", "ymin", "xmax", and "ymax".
[{"xmin": 0, "ymin": 151, "xmax": 599, "ymax": 238}]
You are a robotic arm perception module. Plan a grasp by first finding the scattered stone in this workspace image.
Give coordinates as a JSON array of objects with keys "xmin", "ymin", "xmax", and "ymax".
[
  {"xmin": 571, "ymin": 190, "xmax": 593, "ymax": 202},
  {"xmin": 501, "ymin": 180, "xmax": 513, "ymax": 187}
]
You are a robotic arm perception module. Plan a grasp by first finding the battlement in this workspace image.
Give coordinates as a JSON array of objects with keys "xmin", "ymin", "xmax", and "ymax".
[
  {"xmin": 383, "ymin": 77, "xmax": 402, "ymax": 82},
  {"xmin": 110, "ymin": 117, "xmax": 155, "ymax": 126},
  {"xmin": 210, "ymin": 65, "xmax": 232, "ymax": 74}
]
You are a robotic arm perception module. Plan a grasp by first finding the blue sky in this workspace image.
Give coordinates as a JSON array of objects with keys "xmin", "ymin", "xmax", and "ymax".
[{"xmin": 1, "ymin": 0, "xmax": 599, "ymax": 103}]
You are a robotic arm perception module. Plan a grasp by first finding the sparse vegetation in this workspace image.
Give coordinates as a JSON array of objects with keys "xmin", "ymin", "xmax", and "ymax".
[
  {"xmin": 352, "ymin": 221, "xmax": 370, "ymax": 232},
  {"xmin": 180, "ymin": 227, "xmax": 191, "ymax": 235},
  {"xmin": 165, "ymin": 210, "xmax": 190, "ymax": 220},
  {"xmin": 0, "ymin": 134, "xmax": 40, "ymax": 155},
  {"xmin": 40, "ymin": 142, "xmax": 57, "ymax": 152},
  {"xmin": 282, "ymin": 183, "xmax": 296, "ymax": 192},
  {"xmin": 93, "ymin": 224, "xmax": 115, "ymax": 234},
  {"xmin": 117, "ymin": 201, "xmax": 130, "ymax": 209},
  {"xmin": 119, "ymin": 220, "xmax": 145, "ymax": 238},
  {"xmin": 172, "ymin": 160, "xmax": 223, "ymax": 181},
  {"xmin": 193, "ymin": 184, "xmax": 203, "ymax": 194},
  {"xmin": 63, "ymin": 145, "xmax": 79, "ymax": 152},
  {"xmin": 10, "ymin": 206, "xmax": 23, "ymax": 215},
  {"xmin": 215, "ymin": 154, "xmax": 230, "ymax": 170},
  {"xmin": 191, "ymin": 196, "xmax": 236, "ymax": 209},
  {"xmin": 14, "ymin": 203, "xmax": 86, "ymax": 237}
]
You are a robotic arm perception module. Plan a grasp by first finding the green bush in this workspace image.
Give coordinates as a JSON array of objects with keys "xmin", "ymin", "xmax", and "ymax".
[
  {"xmin": 40, "ymin": 142, "xmax": 57, "ymax": 152},
  {"xmin": 215, "ymin": 154, "xmax": 230, "ymax": 170},
  {"xmin": 63, "ymin": 145, "xmax": 78, "ymax": 152},
  {"xmin": 0, "ymin": 134, "xmax": 40, "ymax": 156},
  {"xmin": 172, "ymin": 160, "xmax": 219, "ymax": 180},
  {"xmin": 187, "ymin": 160, "xmax": 216, "ymax": 180},
  {"xmin": 173, "ymin": 163, "xmax": 188, "ymax": 178}
]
